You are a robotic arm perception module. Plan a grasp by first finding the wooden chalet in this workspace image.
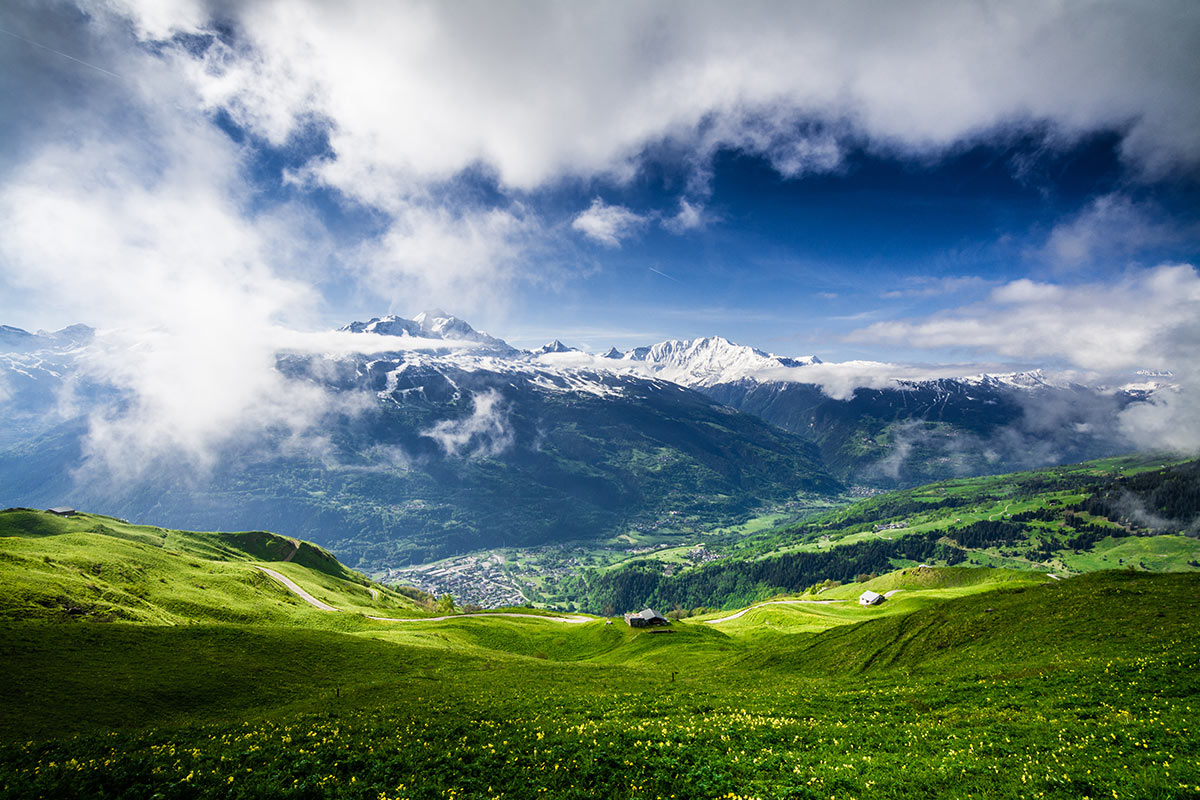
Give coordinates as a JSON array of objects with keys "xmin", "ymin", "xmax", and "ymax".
[{"xmin": 624, "ymin": 608, "xmax": 669, "ymax": 627}]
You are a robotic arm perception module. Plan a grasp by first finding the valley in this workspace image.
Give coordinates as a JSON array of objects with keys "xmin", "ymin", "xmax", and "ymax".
[
  {"xmin": 0, "ymin": 313, "xmax": 1163, "ymax": 573},
  {"xmin": 2, "ymin": 456, "xmax": 1197, "ymax": 798},
  {"xmin": 4, "ymin": 5, "xmax": 1198, "ymax": 798},
  {"xmin": 406, "ymin": 454, "xmax": 1198, "ymax": 612}
]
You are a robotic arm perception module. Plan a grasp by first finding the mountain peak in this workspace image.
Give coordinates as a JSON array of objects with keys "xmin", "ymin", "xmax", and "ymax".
[
  {"xmin": 339, "ymin": 315, "xmax": 421, "ymax": 337},
  {"xmin": 340, "ymin": 312, "xmax": 518, "ymax": 356},
  {"xmin": 619, "ymin": 335, "xmax": 818, "ymax": 388},
  {"xmin": 533, "ymin": 339, "xmax": 577, "ymax": 355},
  {"xmin": 0, "ymin": 323, "xmax": 94, "ymax": 352}
]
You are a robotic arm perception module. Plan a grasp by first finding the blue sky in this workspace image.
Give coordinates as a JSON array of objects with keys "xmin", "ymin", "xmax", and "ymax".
[{"xmin": 1, "ymin": 0, "xmax": 1198, "ymax": 376}]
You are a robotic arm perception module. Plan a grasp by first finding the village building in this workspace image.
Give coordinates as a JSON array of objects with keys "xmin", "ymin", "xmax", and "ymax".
[
  {"xmin": 858, "ymin": 590, "xmax": 885, "ymax": 606},
  {"xmin": 624, "ymin": 608, "xmax": 669, "ymax": 627}
]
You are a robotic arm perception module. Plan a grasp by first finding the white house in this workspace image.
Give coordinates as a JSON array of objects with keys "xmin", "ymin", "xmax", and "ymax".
[{"xmin": 858, "ymin": 590, "xmax": 885, "ymax": 606}]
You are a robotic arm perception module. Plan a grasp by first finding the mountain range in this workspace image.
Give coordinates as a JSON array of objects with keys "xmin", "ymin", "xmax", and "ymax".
[{"xmin": 0, "ymin": 312, "xmax": 1162, "ymax": 569}]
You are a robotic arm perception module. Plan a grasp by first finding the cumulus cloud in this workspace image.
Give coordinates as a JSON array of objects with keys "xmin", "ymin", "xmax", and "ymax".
[
  {"xmin": 97, "ymin": 0, "xmax": 1200, "ymax": 198},
  {"xmin": 571, "ymin": 198, "xmax": 647, "ymax": 247},
  {"xmin": 0, "ymin": 14, "xmax": 363, "ymax": 478},
  {"xmin": 9, "ymin": 0, "xmax": 1197, "ymax": 334},
  {"xmin": 421, "ymin": 389, "xmax": 513, "ymax": 459},
  {"xmin": 1115, "ymin": 312, "xmax": 1200, "ymax": 453},
  {"xmin": 852, "ymin": 265, "xmax": 1199, "ymax": 371},
  {"xmin": 274, "ymin": 330, "xmax": 480, "ymax": 357},
  {"xmin": 359, "ymin": 205, "xmax": 542, "ymax": 315},
  {"xmin": 3, "ymin": 0, "xmax": 1199, "ymax": 477}
]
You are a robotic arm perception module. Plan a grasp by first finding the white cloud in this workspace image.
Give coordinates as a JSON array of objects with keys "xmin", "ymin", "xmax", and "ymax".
[
  {"xmin": 360, "ymin": 205, "xmax": 543, "ymax": 317},
  {"xmin": 95, "ymin": 0, "xmax": 1200, "ymax": 201},
  {"xmin": 0, "ymin": 25, "xmax": 361, "ymax": 478},
  {"xmin": 274, "ymin": 330, "xmax": 480, "ymax": 357},
  {"xmin": 1040, "ymin": 194, "xmax": 1181, "ymax": 272},
  {"xmin": 662, "ymin": 198, "xmax": 708, "ymax": 234},
  {"xmin": 571, "ymin": 198, "xmax": 647, "ymax": 248},
  {"xmin": 850, "ymin": 264, "xmax": 1200, "ymax": 452},
  {"xmin": 881, "ymin": 276, "xmax": 993, "ymax": 299},
  {"xmin": 852, "ymin": 265, "xmax": 1199, "ymax": 371},
  {"xmin": 421, "ymin": 389, "xmax": 513, "ymax": 459},
  {"xmin": 9, "ymin": 0, "xmax": 1192, "ymax": 345}
]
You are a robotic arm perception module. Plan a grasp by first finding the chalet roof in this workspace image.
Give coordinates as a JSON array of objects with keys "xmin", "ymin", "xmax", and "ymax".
[
  {"xmin": 636, "ymin": 608, "xmax": 665, "ymax": 620},
  {"xmin": 859, "ymin": 590, "xmax": 885, "ymax": 604},
  {"xmin": 47, "ymin": 507, "xmax": 76, "ymax": 516}
]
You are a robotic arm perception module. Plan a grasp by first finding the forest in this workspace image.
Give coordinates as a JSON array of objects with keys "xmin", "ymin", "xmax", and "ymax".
[{"xmin": 582, "ymin": 458, "xmax": 1200, "ymax": 614}]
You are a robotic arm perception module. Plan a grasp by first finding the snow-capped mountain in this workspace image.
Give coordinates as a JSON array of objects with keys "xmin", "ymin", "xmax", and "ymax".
[
  {"xmin": 532, "ymin": 340, "xmax": 578, "ymax": 355},
  {"xmin": 331, "ymin": 316, "xmax": 1077, "ymax": 401},
  {"xmin": 0, "ymin": 323, "xmax": 97, "ymax": 449},
  {"xmin": 0, "ymin": 314, "xmax": 837, "ymax": 567},
  {"xmin": 341, "ymin": 311, "xmax": 519, "ymax": 356},
  {"xmin": 0, "ymin": 311, "xmax": 1172, "ymax": 567},
  {"xmin": 321, "ymin": 316, "xmax": 1158, "ymax": 488},
  {"xmin": 336, "ymin": 319, "xmax": 822, "ymax": 389},
  {"xmin": 611, "ymin": 336, "xmax": 820, "ymax": 388},
  {"xmin": 0, "ymin": 323, "xmax": 93, "ymax": 354}
]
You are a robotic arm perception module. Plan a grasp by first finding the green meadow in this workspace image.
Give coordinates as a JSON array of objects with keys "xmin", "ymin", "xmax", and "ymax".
[{"xmin": 2, "ymin": 502, "xmax": 1199, "ymax": 799}]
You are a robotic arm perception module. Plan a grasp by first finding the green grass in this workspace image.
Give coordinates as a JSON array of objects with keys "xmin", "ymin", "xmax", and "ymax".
[
  {"xmin": 767, "ymin": 570, "xmax": 1199, "ymax": 675},
  {"xmin": 0, "ymin": 509, "xmax": 422, "ymax": 626},
  {"xmin": 2, "ymin": 507, "xmax": 1198, "ymax": 799},
  {"xmin": 2, "ymin": 571, "xmax": 1197, "ymax": 799},
  {"xmin": 1062, "ymin": 534, "xmax": 1200, "ymax": 572},
  {"xmin": 690, "ymin": 568, "xmax": 1049, "ymax": 637}
]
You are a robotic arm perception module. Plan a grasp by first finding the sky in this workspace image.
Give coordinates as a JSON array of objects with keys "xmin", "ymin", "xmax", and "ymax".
[{"xmin": 1, "ymin": 0, "xmax": 1199, "ymax": 459}]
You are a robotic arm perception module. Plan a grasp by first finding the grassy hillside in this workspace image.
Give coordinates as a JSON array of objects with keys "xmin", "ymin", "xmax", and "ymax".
[
  {"xmin": 1, "ymin": 568, "xmax": 1197, "ymax": 799},
  {"xmin": 776, "ymin": 570, "xmax": 1198, "ymax": 674},
  {"xmin": 2, "ymin": 506, "xmax": 1198, "ymax": 798},
  {"xmin": 0, "ymin": 508, "xmax": 423, "ymax": 626}
]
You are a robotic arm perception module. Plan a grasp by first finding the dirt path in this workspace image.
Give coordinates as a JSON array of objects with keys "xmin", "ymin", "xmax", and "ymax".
[
  {"xmin": 282, "ymin": 539, "xmax": 300, "ymax": 563},
  {"xmin": 367, "ymin": 611, "xmax": 591, "ymax": 624},
  {"xmin": 705, "ymin": 598, "xmax": 846, "ymax": 625},
  {"xmin": 257, "ymin": 566, "xmax": 340, "ymax": 612}
]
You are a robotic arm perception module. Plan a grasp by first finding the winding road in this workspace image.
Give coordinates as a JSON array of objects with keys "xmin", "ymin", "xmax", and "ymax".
[
  {"xmin": 704, "ymin": 598, "xmax": 846, "ymax": 625},
  {"xmin": 257, "ymin": 566, "xmax": 340, "ymax": 612}
]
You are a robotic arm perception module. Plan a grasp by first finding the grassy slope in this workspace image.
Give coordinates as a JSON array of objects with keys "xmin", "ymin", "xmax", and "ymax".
[
  {"xmin": 744, "ymin": 453, "xmax": 1182, "ymax": 550},
  {"xmin": 2, "ymin": 504, "xmax": 1198, "ymax": 799},
  {"xmin": 1, "ymin": 570, "xmax": 1197, "ymax": 799},
  {"xmin": 779, "ymin": 570, "xmax": 1198, "ymax": 674},
  {"xmin": 0, "ymin": 509, "xmax": 423, "ymax": 626}
]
